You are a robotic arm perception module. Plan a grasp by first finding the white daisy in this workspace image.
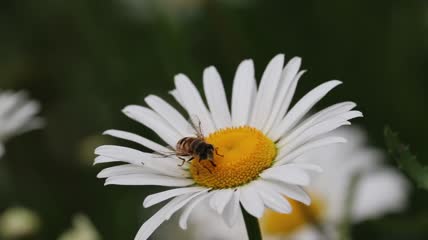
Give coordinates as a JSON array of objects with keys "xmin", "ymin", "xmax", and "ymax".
[
  {"xmin": 58, "ymin": 214, "xmax": 101, "ymax": 240},
  {"xmin": 94, "ymin": 54, "xmax": 362, "ymax": 240},
  {"xmin": 0, "ymin": 206, "xmax": 41, "ymax": 239},
  {"xmin": 182, "ymin": 126, "xmax": 409, "ymax": 240},
  {"xmin": 0, "ymin": 90, "xmax": 43, "ymax": 158}
]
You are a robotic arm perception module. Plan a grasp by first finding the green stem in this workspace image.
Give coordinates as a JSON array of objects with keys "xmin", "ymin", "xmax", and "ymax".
[{"xmin": 241, "ymin": 205, "xmax": 262, "ymax": 240}]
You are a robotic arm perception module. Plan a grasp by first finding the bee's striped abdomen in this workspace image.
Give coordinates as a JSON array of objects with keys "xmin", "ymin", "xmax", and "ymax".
[{"xmin": 176, "ymin": 137, "xmax": 201, "ymax": 156}]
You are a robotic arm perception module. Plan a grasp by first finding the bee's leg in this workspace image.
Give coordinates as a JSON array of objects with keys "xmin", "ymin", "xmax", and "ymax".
[
  {"xmin": 209, "ymin": 160, "xmax": 216, "ymax": 167},
  {"xmin": 203, "ymin": 164, "xmax": 212, "ymax": 174},
  {"xmin": 198, "ymin": 159, "xmax": 213, "ymax": 173},
  {"xmin": 187, "ymin": 156, "xmax": 194, "ymax": 163},
  {"xmin": 177, "ymin": 157, "xmax": 186, "ymax": 166},
  {"xmin": 215, "ymin": 147, "xmax": 224, "ymax": 157}
]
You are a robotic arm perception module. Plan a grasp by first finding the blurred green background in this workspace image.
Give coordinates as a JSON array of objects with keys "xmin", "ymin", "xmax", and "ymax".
[{"xmin": 0, "ymin": 0, "xmax": 427, "ymax": 239}]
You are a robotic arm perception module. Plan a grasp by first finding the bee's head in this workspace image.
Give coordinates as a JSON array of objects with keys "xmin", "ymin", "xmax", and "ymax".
[
  {"xmin": 206, "ymin": 144, "xmax": 214, "ymax": 161},
  {"xmin": 199, "ymin": 144, "xmax": 214, "ymax": 160}
]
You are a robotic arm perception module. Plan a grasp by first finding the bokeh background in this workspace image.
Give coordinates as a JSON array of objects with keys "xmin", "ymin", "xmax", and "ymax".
[{"xmin": 0, "ymin": 0, "xmax": 427, "ymax": 239}]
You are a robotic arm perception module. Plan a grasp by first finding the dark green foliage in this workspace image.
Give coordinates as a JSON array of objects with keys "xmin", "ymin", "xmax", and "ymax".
[
  {"xmin": 0, "ymin": 0, "xmax": 427, "ymax": 239},
  {"xmin": 385, "ymin": 126, "xmax": 428, "ymax": 190}
]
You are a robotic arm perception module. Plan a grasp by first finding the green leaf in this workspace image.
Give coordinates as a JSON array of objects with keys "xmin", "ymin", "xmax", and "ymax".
[{"xmin": 384, "ymin": 126, "xmax": 428, "ymax": 189}]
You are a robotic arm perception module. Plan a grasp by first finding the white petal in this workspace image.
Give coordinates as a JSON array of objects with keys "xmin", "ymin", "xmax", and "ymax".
[
  {"xmin": 269, "ymin": 80, "xmax": 342, "ymax": 141},
  {"xmin": 11, "ymin": 117, "xmax": 44, "ymax": 136},
  {"xmin": 94, "ymin": 156, "xmax": 120, "ymax": 164},
  {"xmin": 145, "ymin": 95, "xmax": 193, "ymax": 137},
  {"xmin": 143, "ymin": 187, "xmax": 206, "ymax": 208},
  {"xmin": 105, "ymin": 174, "xmax": 194, "ymax": 187},
  {"xmin": 275, "ymin": 136, "xmax": 346, "ymax": 166},
  {"xmin": 95, "ymin": 145, "xmax": 187, "ymax": 177},
  {"xmin": 0, "ymin": 91, "xmax": 23, "ymax": 116},
  {"xmin": 285, "ymin": 163, "xmax": 323, "ymax": 172},
  {"xmin": 169, "ymin": 89, "xmax": 185, "ymax": 109},
  {"xmin": 103, "ymin": 130, "xmax": 170, "ymax": 153},
  {"xmin": 239, "ymin": 183, "xmax": 265, "ymax": 218},
  {"xmin": 222, "ymin": 189, "xmax": 241, "ymax": 227},
  {"xmin": 231, "ymin": 59, "xmax": 256, "ymax": 126},
  {"xmin": 255, "ymin": 181, "xmax": 291, "ymax": 213},
  {"xmin": 277, "ymin": 118, "xmax": 352, "ymax": 151},
  {"xmin": 263, "ymin": 57, "xmax": 302, "ymax": 133},
  {"xmin": 164, "ymin": 190, "xmax": 209, "ymax": 220},
  {"xmin": 94, "ymin": 145, "xmax": 149, "ymax": 165},
  {"xmin": 97, "ymin": 164, "xmax": 154, "ymax": 178},
  {"xmin": 122, "ymin": 105, "xmax": 181, "ymax": 147},
  {"xmin": 143, "ymin": 157, "xmax": 189, "ymax": 177},
  {"xmin": 280, "ymin": 101, "xmax": 357, "ymax": 142},
  {"xmin": 258, "ymin": 179, "xmax": 311, "ymax": 205},
  {"xmin": 249, "ymin": 54, "xmax": 284, "ymax": 129},
  {"xmin": 2, "ymin": 100, "xmax": 41, "ymax": 134},
  {"xmin": 174, "ymin": 74, "xmax": 216, "ymax": 134},
  {"xmin": 203, "ymin": 66, "xmax": 232, "ymax": 129},
  {"xmin": 134, "ymin": 192, "xmax": 200, "ymax": 240},
  {"xmin": 315, "ymin": 102, "xmax": 357, "ymax": 122},
  {"xmin": 261, "ymin": 165, "xmax": 311, "ymax": 186},
  {"xmin": 134, "ymin": 196, "xmax": 180, "ymax": 240},
  {"xmin": 352, "ymin": 168, "xmax": 409, "ymax": 222},
  {"xmin": 179, "ymin": 192, "xmax": 213, "ymax": 230},
  {"xmin": 209, "ymin": 189, "xmax": 234, "ymax": 214},
  {"xmin": 272, "ymin": 70, "xmax": 305, "ymax": 129}
]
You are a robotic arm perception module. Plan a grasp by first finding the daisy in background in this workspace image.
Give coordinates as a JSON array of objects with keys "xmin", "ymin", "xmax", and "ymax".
[
  {"xmin": 94, "ymin": 54, "xmax": 362, "ymax": 240},
  {"xmin": 184, "ymin": 126, "xmax": 409, "ymax": 240},
  {"xmin": 58, "ymin": 214, "xmax": 100, "ymax": 240},
  {"xmin": 0, "ymin": 90, "xmax": 44, "ymax": 158},
  {"xmin": 0, "ymin": 206, "xmax": 41, "ymax": 239}
]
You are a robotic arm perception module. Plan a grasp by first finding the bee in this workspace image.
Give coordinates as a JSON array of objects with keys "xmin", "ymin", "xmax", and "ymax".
[{"xmin": 174, "ymin": 119, "xmax": 223, "ymax": 172}]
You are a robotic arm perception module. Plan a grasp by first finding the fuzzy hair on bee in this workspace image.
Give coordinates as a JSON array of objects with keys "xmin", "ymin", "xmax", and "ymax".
[
  {"xmin": 157, "ymin": 117, "xmax": 223, "ymax": 173},
  {"xmin": 174, "ymin": 118, "xmax": 223, "ymax": 169}
]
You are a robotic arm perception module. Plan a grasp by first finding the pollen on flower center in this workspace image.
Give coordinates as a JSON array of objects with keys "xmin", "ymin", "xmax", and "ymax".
[{"xmin": 190, "ymin": 126, "xmax": 276, "ymax": 189}]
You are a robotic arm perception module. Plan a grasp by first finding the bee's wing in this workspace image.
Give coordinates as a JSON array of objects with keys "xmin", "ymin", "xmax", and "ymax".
[
  {"xmin": 188, "ymin": 115, "xmax": 204, "ymax": 138},
  {"xmin": 152, "ymin": 146, "xmax": 178, "ymax": 158},
  {"xmin": 152, "ymin": 145, "xmax": 191, "ymax": 159}
]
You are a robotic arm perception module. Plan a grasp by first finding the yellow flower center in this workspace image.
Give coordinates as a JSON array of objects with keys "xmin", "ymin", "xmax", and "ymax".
[
  {"xmin": 260, "ymin": 193, "xmax": 325, "ymax": 236},
  {"xmin": 190, "ymin": 126, "xmax": 276, "ymax": 189}
]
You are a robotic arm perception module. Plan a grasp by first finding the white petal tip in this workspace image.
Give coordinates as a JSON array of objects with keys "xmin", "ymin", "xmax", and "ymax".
[
  {"xmin": 142, "ymin": 200, "xmax": 151, "ymax": 208},
  {"xmin": 330, "ymin": 80, "xmax": 343, "ymax": 86},
  {"xmin": 204, "ymin": 66, "xmax": 216, "ymax": 73},
  {"xmin": 94, "ymin": 146, "xmax": 104, "ymax": 155},
  {"xmin": 96, "ymin": 172, "xmax": 106, "ymax": 178},
  {"xmin": 144, "ymin": 95, "xmax": 157, "ymax": 103},
  {"xmin": 302, "ymin": 199, "xmax": 311, "ymax": 206},
  {"xmin": 273, "ymin": 53, "xmax": 285, "ymax": 60},
  {"xmin": 102, "ymin": 130, "xmax": 114, "ymax": 135},
  {"xmin": 239, "ymin": 59, "xmax": 254, "ymax": 67},
  {"xmin": 121, "ymin": 106, "xmax": 134, "ymax": 115},
  {"xmin": 174, "ymin": 73, "xmax": 188, "ymax": 83},
  {"xmin": 291, "ymin": 56, "xmax": 302, "ymax": 63},
  {"xmin": 178, "ymin": 222, "xmax": 188, "ymax": 230}
]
